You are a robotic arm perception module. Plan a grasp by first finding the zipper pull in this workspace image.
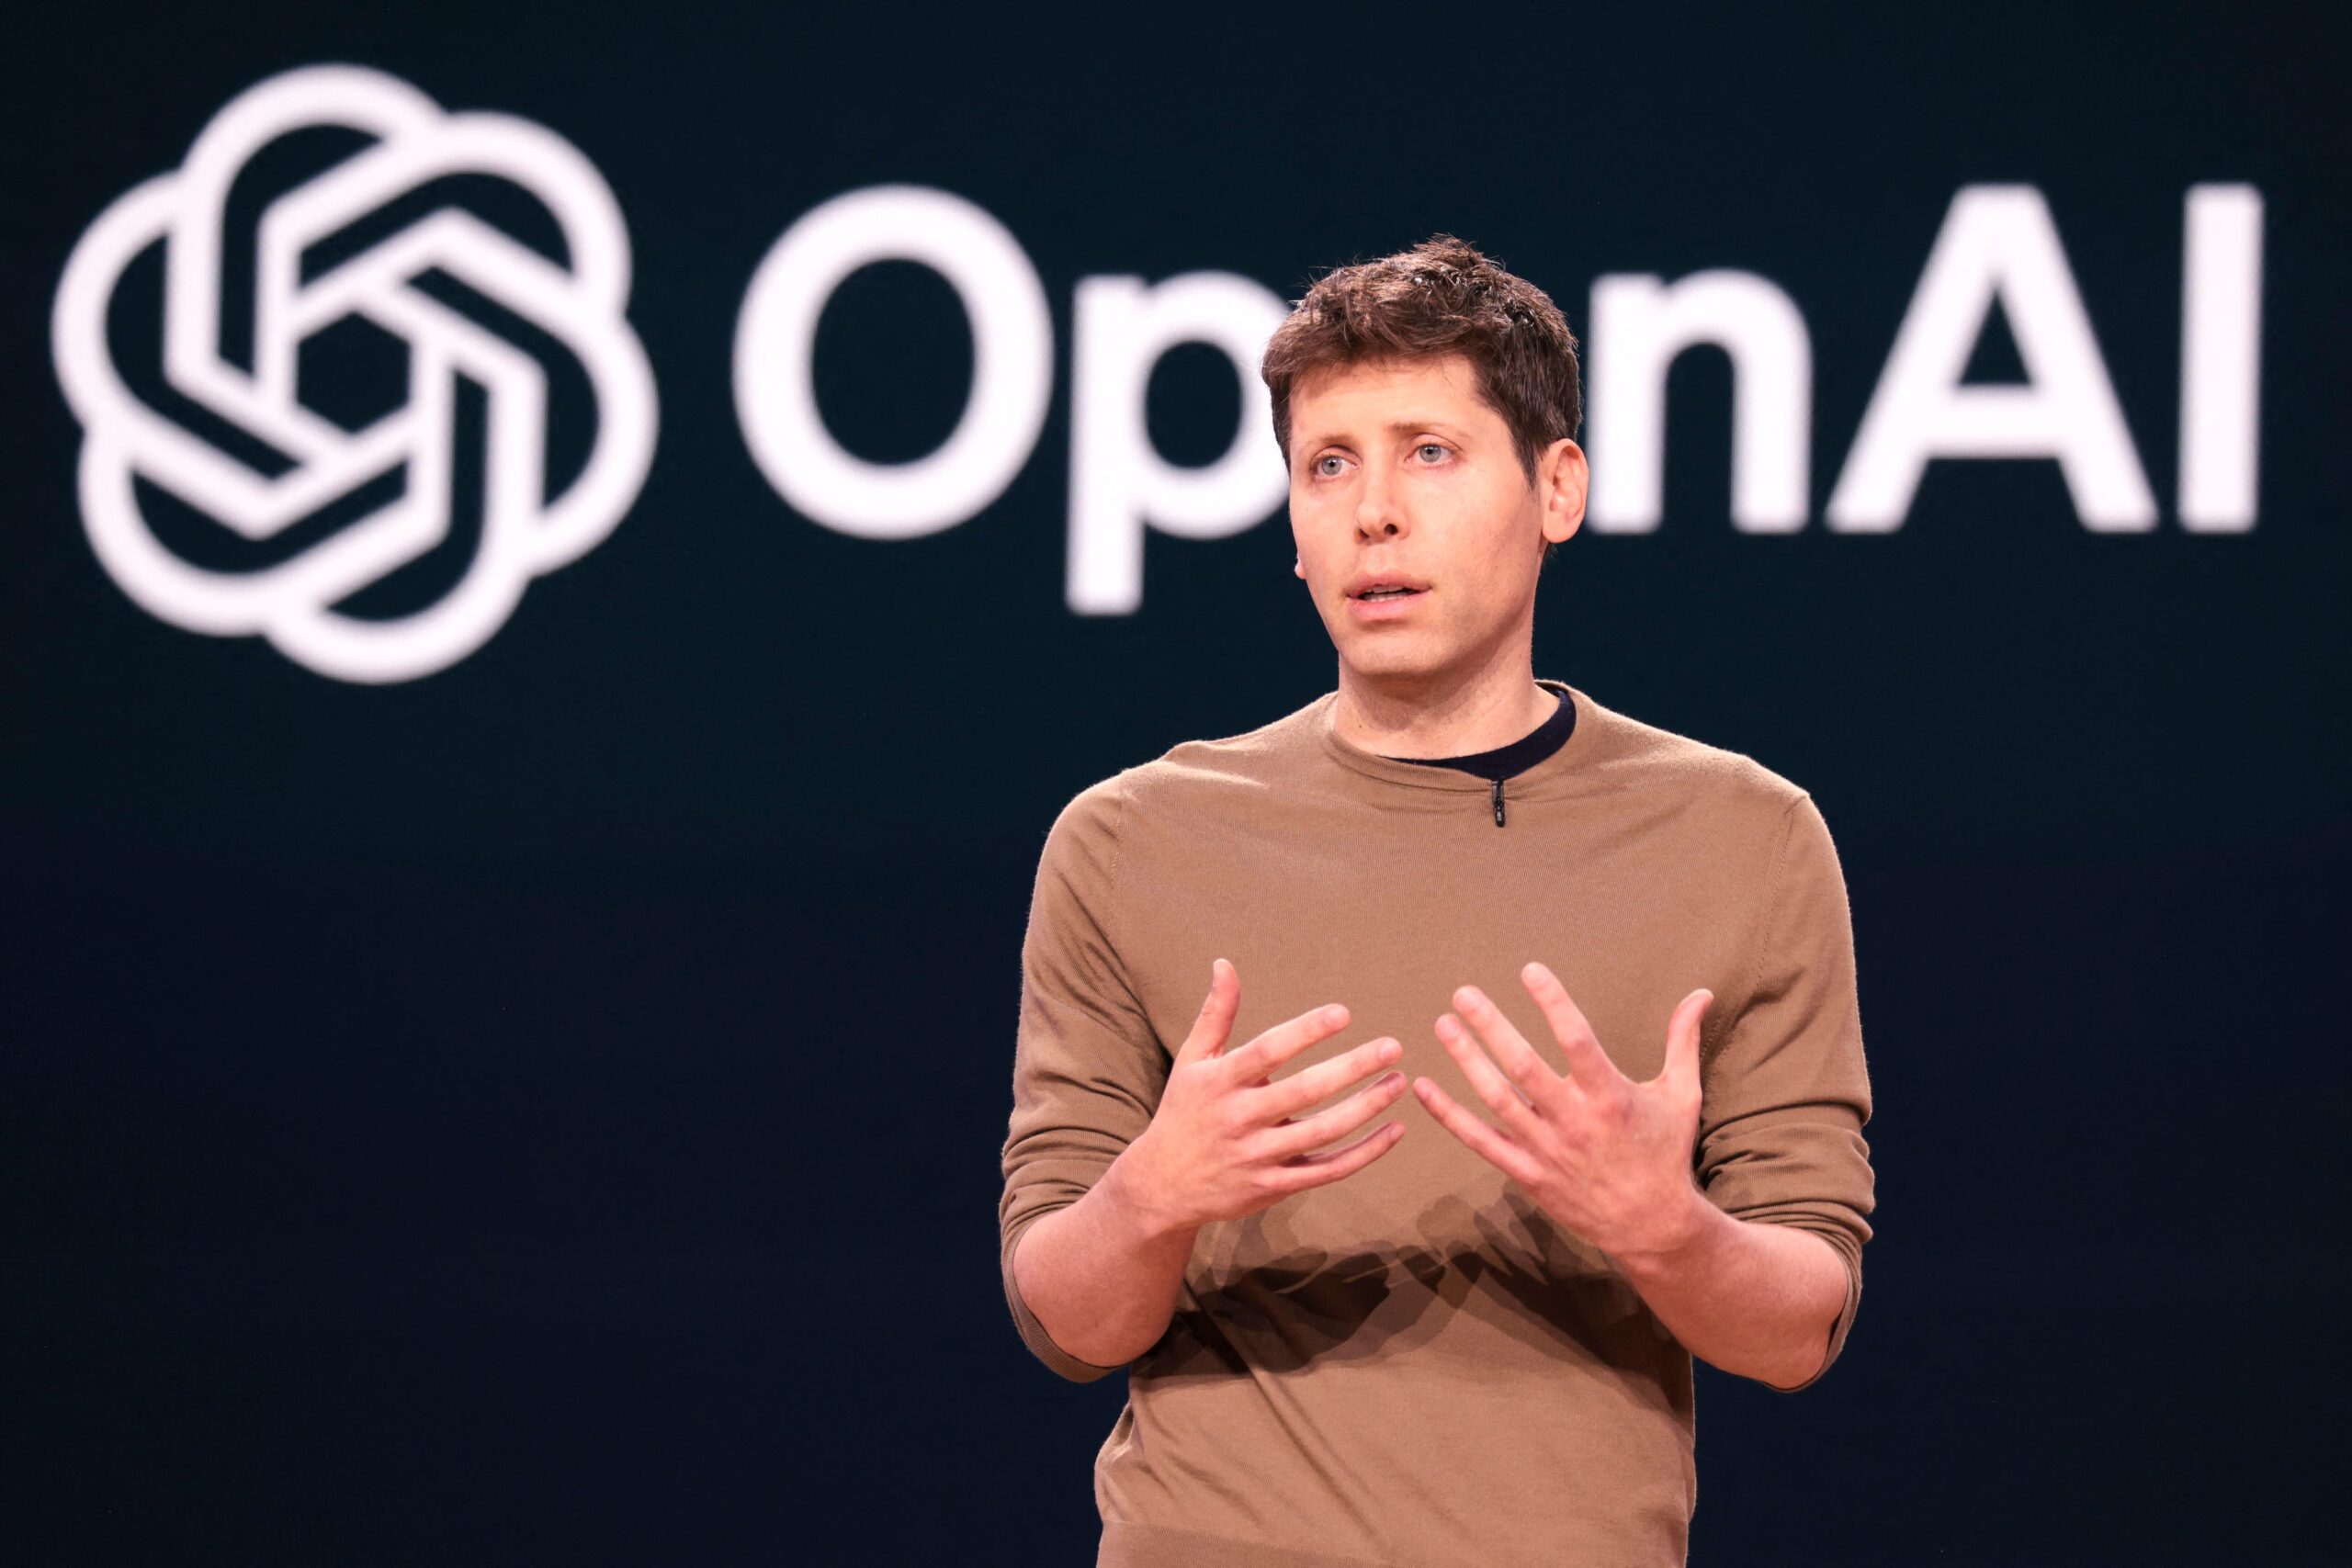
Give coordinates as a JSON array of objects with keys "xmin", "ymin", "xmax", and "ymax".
[{"xmin": 1492, "ymin": 777, "xmax": 1506, "ymax": 828}]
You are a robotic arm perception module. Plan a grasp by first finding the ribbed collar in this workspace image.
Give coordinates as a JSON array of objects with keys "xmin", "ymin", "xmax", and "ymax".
[{"xmin": 1317, "ymin": 678, "xmax": 1600, "ymax": 802}]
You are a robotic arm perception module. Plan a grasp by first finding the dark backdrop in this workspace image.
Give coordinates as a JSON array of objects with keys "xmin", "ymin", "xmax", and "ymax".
[{"xmin": 4, "ymin": 3, "xmax": 2345, "ymax": 1562}]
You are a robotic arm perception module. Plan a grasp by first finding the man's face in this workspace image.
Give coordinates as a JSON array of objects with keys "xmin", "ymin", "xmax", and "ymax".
[{"xmin": 1286, "ymin": 352, "xmax": 1585, "ymax": 687}]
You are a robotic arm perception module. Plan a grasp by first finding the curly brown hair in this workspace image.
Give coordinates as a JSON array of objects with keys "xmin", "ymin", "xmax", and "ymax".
[{"xmin": 1261, "ymin": 234, "xmax": 1583, "ymax": 558}]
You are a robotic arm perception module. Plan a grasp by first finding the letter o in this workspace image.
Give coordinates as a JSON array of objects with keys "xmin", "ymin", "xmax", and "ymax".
[{"xmin": 732, "ymin": 185, "xmax": 1053, "ymax": 538}]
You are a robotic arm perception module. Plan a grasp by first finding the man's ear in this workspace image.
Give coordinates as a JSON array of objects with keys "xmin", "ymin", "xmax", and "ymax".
[{"xmin": 1541, "ymin": 438, "xmax": 1589, "ymax": 546}]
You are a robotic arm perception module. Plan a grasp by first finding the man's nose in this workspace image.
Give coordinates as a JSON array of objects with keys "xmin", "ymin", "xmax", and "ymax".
[{"xmin": 1356, "ymin": 466, "xmax": 1408, "ymax": 539}]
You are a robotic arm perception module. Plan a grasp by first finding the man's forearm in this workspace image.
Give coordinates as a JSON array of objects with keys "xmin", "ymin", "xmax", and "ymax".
[
  {"xmin": 1012, "ymin": 1146, "xmax": 1201, "ymax": 1369},
  {"xmin": 1609, "ymin": 1190, "xmax": 1849, "ymax": 1390}
]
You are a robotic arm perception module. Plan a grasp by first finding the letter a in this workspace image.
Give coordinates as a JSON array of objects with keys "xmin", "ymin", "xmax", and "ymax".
[{"xmin": 1826, "ymin": 186, "xmax": 2155, "ymax": 533}]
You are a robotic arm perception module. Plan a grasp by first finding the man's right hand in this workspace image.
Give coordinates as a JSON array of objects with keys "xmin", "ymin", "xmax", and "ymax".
[{"xmin": 1115, "ymin": 958, "xmax": 1408, "ymax": 1232}]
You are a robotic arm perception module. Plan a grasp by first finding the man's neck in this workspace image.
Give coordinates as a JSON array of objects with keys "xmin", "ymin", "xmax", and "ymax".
[{"xmin": 1331, "ymin": 653, "xmax": 1557, "ymax": 760}]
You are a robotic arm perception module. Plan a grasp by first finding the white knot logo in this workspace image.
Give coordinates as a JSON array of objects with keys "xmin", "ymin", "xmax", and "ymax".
[{"xmin": 51, "ymin": 64, "xmax": 657, "ymax": 683}]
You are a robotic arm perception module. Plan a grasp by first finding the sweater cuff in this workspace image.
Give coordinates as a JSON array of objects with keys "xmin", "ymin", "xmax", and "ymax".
[
  {"xmin": 1002, "ymin": 1215, "xmax": 1132, "ymax": 1383},
  {"xmin": 1755, "ymin": 1219, "xmax": 1863, "ymax": 1393}
]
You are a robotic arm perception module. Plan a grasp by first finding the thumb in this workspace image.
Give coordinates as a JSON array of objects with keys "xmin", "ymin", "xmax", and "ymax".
[
  {"xmin": 1662, "ymin": 987, "xmax": 1712, "ymax": 1098},
  {"xmin": 1178, "ymin": 958, "xmax": 1241, "ymax": 1062}
]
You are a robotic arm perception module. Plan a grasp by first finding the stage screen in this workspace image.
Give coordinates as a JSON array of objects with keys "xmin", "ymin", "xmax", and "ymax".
[{"xmin": 3, "ymin": 4, "xmax": 2341, "ymax": 1562}]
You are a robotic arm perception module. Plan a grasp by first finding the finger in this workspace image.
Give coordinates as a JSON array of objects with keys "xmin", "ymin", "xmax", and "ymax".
[
  {"xmin": 1257, "ymin": 1069, "xmax": 1408, "ymax": 1161},
  {"xmin": 1434, "ymin": 1011, "xmax": 1553, "ymax": 1147},
  {"xmin": 1410, "ymin": 1076, "xmax": 1546, "ymax": 1189},
  {"xmin": 1449, "ymin": 986, "xmax": 1568, "ymax": 1116},
  {"xmin": 1519, "ymin": 964, "xmax": 1626, "ymax": 1100},
  {"xmin": 1218, "ymin": 1001, "xmax": 1352, "ymax": 1086},
  {"xmin": 1256, "ymin": 1035, "xmax": 1404, "ymax": 1121},
  {"xmin": 1178, "ymin": 958, "xmax": 1242, "ymax": 1064},
  {"xmin": 1658, "ymin": 987, "xmax": 1713, "ymax": 1098},
  {"xmin": 1260, "ymin": 1119, "xmax": 1406, "ymax": 1194}
]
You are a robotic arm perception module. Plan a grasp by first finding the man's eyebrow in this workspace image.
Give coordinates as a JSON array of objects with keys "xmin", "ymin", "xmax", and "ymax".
[{"xmin": 1297, "ymin": 418, "xmax": 1475, "ymax": 449}]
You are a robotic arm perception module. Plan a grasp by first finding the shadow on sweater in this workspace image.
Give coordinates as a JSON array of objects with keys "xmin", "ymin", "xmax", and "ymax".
[{"xmin": 1141, "ymin": 1190, "xmax": 1682, "ymax": 1393}]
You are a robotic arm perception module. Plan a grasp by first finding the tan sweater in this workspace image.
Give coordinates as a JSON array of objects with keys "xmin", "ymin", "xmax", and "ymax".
[{"xmin": 999, "ymin": 679, "xmax": 1875, "ymax": 1568}]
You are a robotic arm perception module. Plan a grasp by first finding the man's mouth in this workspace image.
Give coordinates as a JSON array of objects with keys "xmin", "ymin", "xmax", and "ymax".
[
  {"xmin": 1345, "ymin": 581, "xmax": 1429, "ymax": 619},
  {"xmin": 1348, "ymin": 576, "xmax": 1430, "ymax": 600}
]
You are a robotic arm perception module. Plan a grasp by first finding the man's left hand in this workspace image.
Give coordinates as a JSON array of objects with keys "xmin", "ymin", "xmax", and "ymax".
[{"xmin": 1412, "ymin": 963, "xmax": 1715, "ymax": 1262}]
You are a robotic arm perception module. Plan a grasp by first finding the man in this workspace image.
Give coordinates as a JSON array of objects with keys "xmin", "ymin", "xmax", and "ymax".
[{"xmin": 998, "ymin": 235, "xmax": 1874, "ymax": 1568}]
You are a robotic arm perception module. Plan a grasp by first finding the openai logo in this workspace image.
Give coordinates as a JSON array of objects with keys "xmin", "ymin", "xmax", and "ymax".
[{"xmin": 51, "ymin": 64, "xmax": 656, "ymax": 682}]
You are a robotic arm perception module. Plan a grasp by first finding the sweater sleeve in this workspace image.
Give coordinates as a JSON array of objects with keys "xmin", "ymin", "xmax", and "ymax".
[
  {"xmin": 998, "ymin": 773, "xmax": 1172, "ymax": 1382},
  {"xmin": 1692, "ymin": 791, "xmax": 1877, "ymax": 1393}
]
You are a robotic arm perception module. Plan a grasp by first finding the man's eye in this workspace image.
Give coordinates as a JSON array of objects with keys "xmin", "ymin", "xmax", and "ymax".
[
  {"xmin": 1313, "ymin": 454, "xmax": 1345, "ymax": 478},
  {"xmin": 1416, "ymin": 443, "xmax": 1449, "ymax": 462}
]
